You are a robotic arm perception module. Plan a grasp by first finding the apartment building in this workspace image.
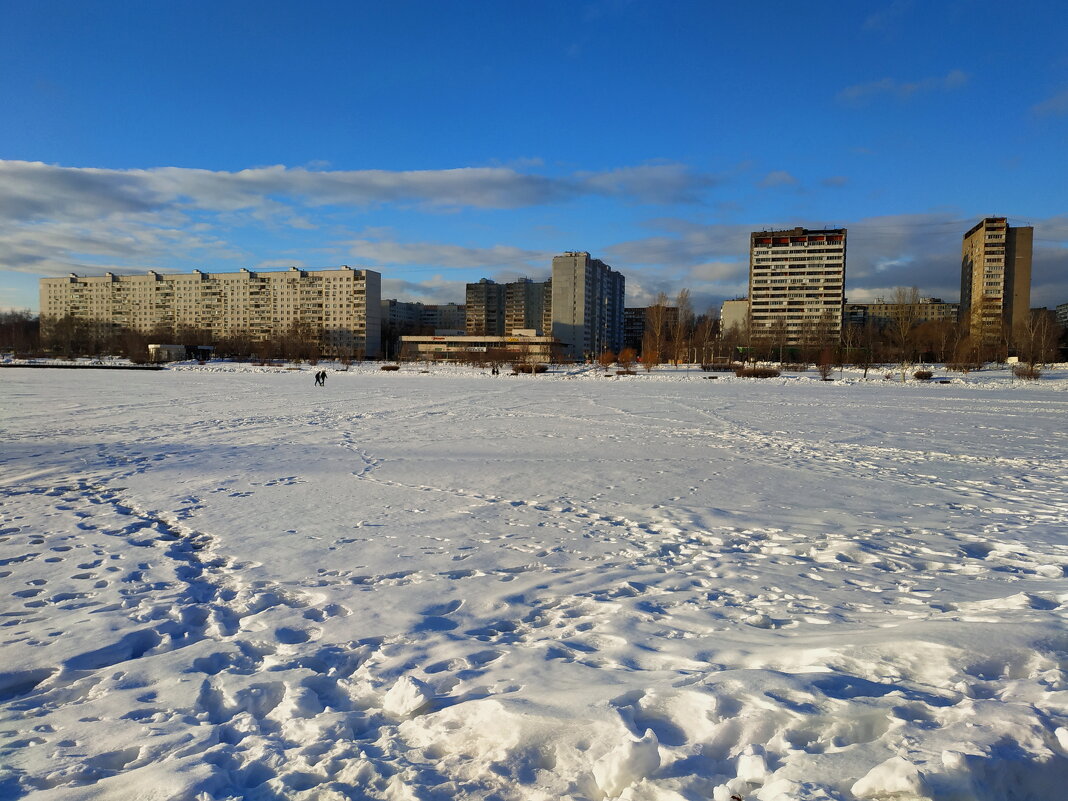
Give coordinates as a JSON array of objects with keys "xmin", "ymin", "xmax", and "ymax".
[
  {"xmin": 960, "ymin": 217, "xmax": 1033, "ymax": 343},
  {"xmin": 719, "ymin": 299, "xmax": 749, "ymax": 332},
  {"xmin": 551, "ymin": 252, "xmax": 625, "ymax": 359},
  {"xmin": 845, "ymin": 297, "xmax": 959, "ymax": 328},
  {"xmin": 466, "ymin": 277, "xmax": 552, "ymax": 337},
  {"xmin": 622, "ymin": 308, "xmax": 647, "ymax": 352},
  {"xmin": 40, "ymin": 266, "xmax": 381, "ymax": 356},
  {"xmin": 465, "ymin": 279, "xmax": 506, "ymax": 336},
  {"xmin": 749, "ymin": 228, "xmax": 846, "ymax": 344},
  {"xmin": 623, "ymin": 306, "xmax": 680, "ymax": 353},
  {"xmin": 1057, "ymin": 302, "xmax": 1068, "ymax": 329},
  {"xmin": 424, "ymin": 303, "xmax": 466, "ymax": 332},
  {"xmin": 505, "ymin": 278, "xmax": 553, "ymax": 336},
  {"xmin": 382, "ymin": 300, "xmax": 466, "ymax": 333}
]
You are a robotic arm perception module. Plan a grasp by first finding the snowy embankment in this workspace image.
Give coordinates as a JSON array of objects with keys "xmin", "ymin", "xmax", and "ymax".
[{"xmin": 1, "ymin": 365, "xmax": 1067, "ymax": 800}]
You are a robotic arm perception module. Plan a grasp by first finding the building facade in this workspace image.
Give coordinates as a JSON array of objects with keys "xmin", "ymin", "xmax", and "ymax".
[
  {"xmin": 960, "ymin": 217, "xmax": 1033, "ymax": 344},
  {"xmin": 40, "ymin": 266, "xmax": 381, "ymax": 356},
  {"xmin": 382, "ymin": 300, "xmax": 466, "ymax": 333},
  {"xmin": 465, "ymin": 279, "xmax": 507, "ymax": 336},
  {"xmin": 622, "ymin": 308, "xmax": 647, "ymax": 352},
  {"xmin": 845, "ymin": 297, "xmax": 959, "ymax": 328},
  {"xmin": 424, "ymin": 303, "xmax": 465, "ymax": 332},
  {"xmin": 550, "ymin": 252, "xmax": 625, "ymax": 360},
  {"xmin": 719, "ymin": 299, "xmax": 749, "ymax": 332},
  {"xmin": 399, "ymin": 331, "xmax": 556, "ymax": 363},
  {"xmin": 505, "ymin": 278, "xmax": 553, "ymax": 336},
  {"xmin": 749, "ymin": 228, "xmax": 846, "ymax": 345},
  {"xmin": 1057, "ymin": 302, "xmax": 1068, "ymax": 329}
]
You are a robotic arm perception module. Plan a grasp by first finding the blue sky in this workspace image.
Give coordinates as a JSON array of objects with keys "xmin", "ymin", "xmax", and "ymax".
[{"xmin": 2, "ymin": 0, "xmax": 1066, "ymax": 314}]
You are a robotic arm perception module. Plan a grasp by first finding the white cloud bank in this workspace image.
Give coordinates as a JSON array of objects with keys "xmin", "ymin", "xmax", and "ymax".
[{"xmin": 0, "ymin": 160, "xmax": 715, "ymax": 280}]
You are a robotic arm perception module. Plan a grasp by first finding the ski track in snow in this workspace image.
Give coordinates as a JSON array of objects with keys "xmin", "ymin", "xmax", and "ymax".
[{"xmin": 2, "ymin": 365, "xmax": 1068, "ymax": 800}]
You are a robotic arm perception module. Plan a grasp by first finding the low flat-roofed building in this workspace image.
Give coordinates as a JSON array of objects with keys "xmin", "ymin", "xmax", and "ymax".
[{"xmin": 399, "ymin": 331, "xmax": 557, "ymax": 363}]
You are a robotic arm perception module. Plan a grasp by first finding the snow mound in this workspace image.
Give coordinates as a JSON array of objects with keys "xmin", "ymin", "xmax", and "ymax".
[
  {"xmin": 382, "ymin": 675, "xmax": 433, "ymax": 718},
  {"xmin": 593, "ymin": 728, "xmax": 660, "ymax": 798},
  {"xmin": 851, "ymin": 755, "xmax": 930, "ymax": 798}
]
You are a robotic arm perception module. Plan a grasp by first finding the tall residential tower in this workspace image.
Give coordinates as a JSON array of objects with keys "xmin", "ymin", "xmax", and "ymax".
[
  {"xmin": 551, "ymin": 252, "xmax": 625, "ymax": 360},
  {"xmin": 749, "ymin": 227, "xmax": 846, "ymax": 345},
  {"xmin": 960, "ymin": 217, "xmax": 1032, "ymax": 344}
]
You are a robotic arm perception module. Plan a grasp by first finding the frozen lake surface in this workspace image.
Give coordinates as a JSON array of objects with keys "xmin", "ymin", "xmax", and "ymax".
[{"xmin": 2, "ymin": 364, "xmax": 1067, "ymax": 800}]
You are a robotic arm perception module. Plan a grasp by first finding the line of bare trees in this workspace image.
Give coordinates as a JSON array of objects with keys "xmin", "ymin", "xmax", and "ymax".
[
  {"xmin": 598, "ymin": 288, "xmax": 1066, "ymax": 373},
  {"xmin": 9, "ymin": 313, "xmax": 365, "ymax": 364}
]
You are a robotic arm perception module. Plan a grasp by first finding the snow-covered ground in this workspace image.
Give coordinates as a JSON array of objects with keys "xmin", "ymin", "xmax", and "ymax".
[{"xmin": 2, "ymin": 363, "xmax": 1067, "ymax": 801}]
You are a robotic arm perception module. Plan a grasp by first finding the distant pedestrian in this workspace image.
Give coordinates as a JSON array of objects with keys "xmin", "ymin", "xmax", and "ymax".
[
  {"xmin": 314, "ymin": 370, "xmax": 324, "ymax": 387},
  {"xmin": 320, "ymin": 370, "xmax": 327, "ymax": 387}
]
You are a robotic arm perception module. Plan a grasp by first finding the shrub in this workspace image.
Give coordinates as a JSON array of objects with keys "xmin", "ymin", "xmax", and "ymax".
[
  {"xmin": 781, "ymin": 363, "xmax": 809, "ymax": 372},
  {"xmin": 701, "ymin": 362, "xmax": 739, "ymax": 372},
  {"xmin": 913, "ymin": 370, "xmax": 933, "ymax": 380},
  {"xmin": 512, "ymin": 363, "xmax": 548, "ymax": 374},
  {"xmin": 735, "ymin": 367, "xmax": 780, "ymax": 378},
  {"xmin": 380, "ymin": 364, "xmax": 400, "ymax": 371},
  {"xmin": 946, "ymin": 363, "xmax": 982, "ymax": 373},
  {"xmin": 1013, "ymin": 365, "xmax": 1041, "ymax": 379}
]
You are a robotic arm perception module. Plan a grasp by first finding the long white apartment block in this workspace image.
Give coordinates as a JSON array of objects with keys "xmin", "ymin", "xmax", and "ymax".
[
  {"xmin": 40, "ymin": 266, "xmax": 381, "ymax": 356},
  {"xmin": 749, "ymin": 227, "xmax": 846, "ymax": 344}
]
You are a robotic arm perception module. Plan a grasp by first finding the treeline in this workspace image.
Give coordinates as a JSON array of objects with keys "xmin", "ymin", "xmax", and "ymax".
[
  {"xmin": 617, "ymin": 289, "xmax": 1066, "ymax": 370},
  {"xmin": 6, "ymin": 314, "xmax": 364, "ymax": 363}
]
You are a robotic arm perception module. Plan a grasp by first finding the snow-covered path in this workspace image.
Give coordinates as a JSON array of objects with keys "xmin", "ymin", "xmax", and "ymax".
[{"xmin": 2, "ymin": 366, "xmax": 1067, "ymax": 800}]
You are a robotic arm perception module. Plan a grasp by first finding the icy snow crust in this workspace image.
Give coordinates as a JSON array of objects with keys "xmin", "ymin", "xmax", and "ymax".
[{"xmin": 2, "ymin": 363, "xmax": 1067, "ymax": 801}]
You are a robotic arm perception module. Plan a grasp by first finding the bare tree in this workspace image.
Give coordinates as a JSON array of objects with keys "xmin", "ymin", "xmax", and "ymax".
[
  {"xmin": 640, "ymin": 330, "xmax": 661, "ymax": 372},
  {"xmin": 692, "ymin": 312, "xmax": 716, "ymax": 366},
  {"xmin": 670, "ymin": 289, "xmax": 693, "ymax": 365},
  {"xmin": 1015, "ymin": 310, "xmax": 1062, "ymax": 370},
  {"xmin": 886, "ymin": 286, "xmax": 921, "ymax": 381},
  {"xmin": 643, "ymin": 293, "xmax": 669, "ymax": 367},
  {"xmin": 597, "ymin": 349, "xmax": 616, "ymax": 372},
  {"xmin": 0, "ymin": 310, "xmax": 40, "ymax": 354}
]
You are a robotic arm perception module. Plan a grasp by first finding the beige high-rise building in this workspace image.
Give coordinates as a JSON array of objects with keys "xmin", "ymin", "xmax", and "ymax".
[
  {"xmin": 551, "ymin": 252, "xmax": 625, "ymax": 360},
  {"xmin": 960, "ymin": 217, "xmax": 1032, "ymax": 343},
  {"xmin": 749, "ymin": 227, "xmax": 846, "ymax": 345},
  {"xmin": 505, "ymin": 277, "xmax": 552, "ymax": 335},
  {"xmin": 39, "ymin": 266, "xmax": 381, "ymax": 356},
  {"xmin": 465, "ymin": 279, "xmax": 506, "ymax": 336}
]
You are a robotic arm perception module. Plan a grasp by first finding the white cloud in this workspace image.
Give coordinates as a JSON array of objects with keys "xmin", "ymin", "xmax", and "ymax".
[
  {"xmin": 838, "ymin": 69, "xmax": 968, "ymax": 104},
  {"xmin": 1032, "ymin": 88, "xmax": 1068, "ymax": 117},
  {"xmin": 380, "ymin": 276, "xmax": 470, "ymax": 305},
  {"xmin": 579, "ymin": 163, "xmax": 721, "ymax": 204},
  {"xmin": 345, "ymin": 240, "xmax": 550, "ymax": 271},
  {"xmin": 760, "ymin": 171, "xmax": 798, "ymax": 188},
  {"xmin": 0, "ymin": 160, "xmax": 718, "ymax": 223},
  {"xmin": 255, "ymin": 258, "xmax": 307, "ymax": 269},
  {"xmin": 862, "ymin": 0, "xmax": 913, "ymax": 32},
  {"xmin": 0, "ymin": 160, "xmax": 721, "ymax": 282}
]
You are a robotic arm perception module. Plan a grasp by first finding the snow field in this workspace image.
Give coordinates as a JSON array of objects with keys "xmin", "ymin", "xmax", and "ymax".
[{"xmin": 1, "ymin": 365, "xmax": 1067, "ymax": 800}]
